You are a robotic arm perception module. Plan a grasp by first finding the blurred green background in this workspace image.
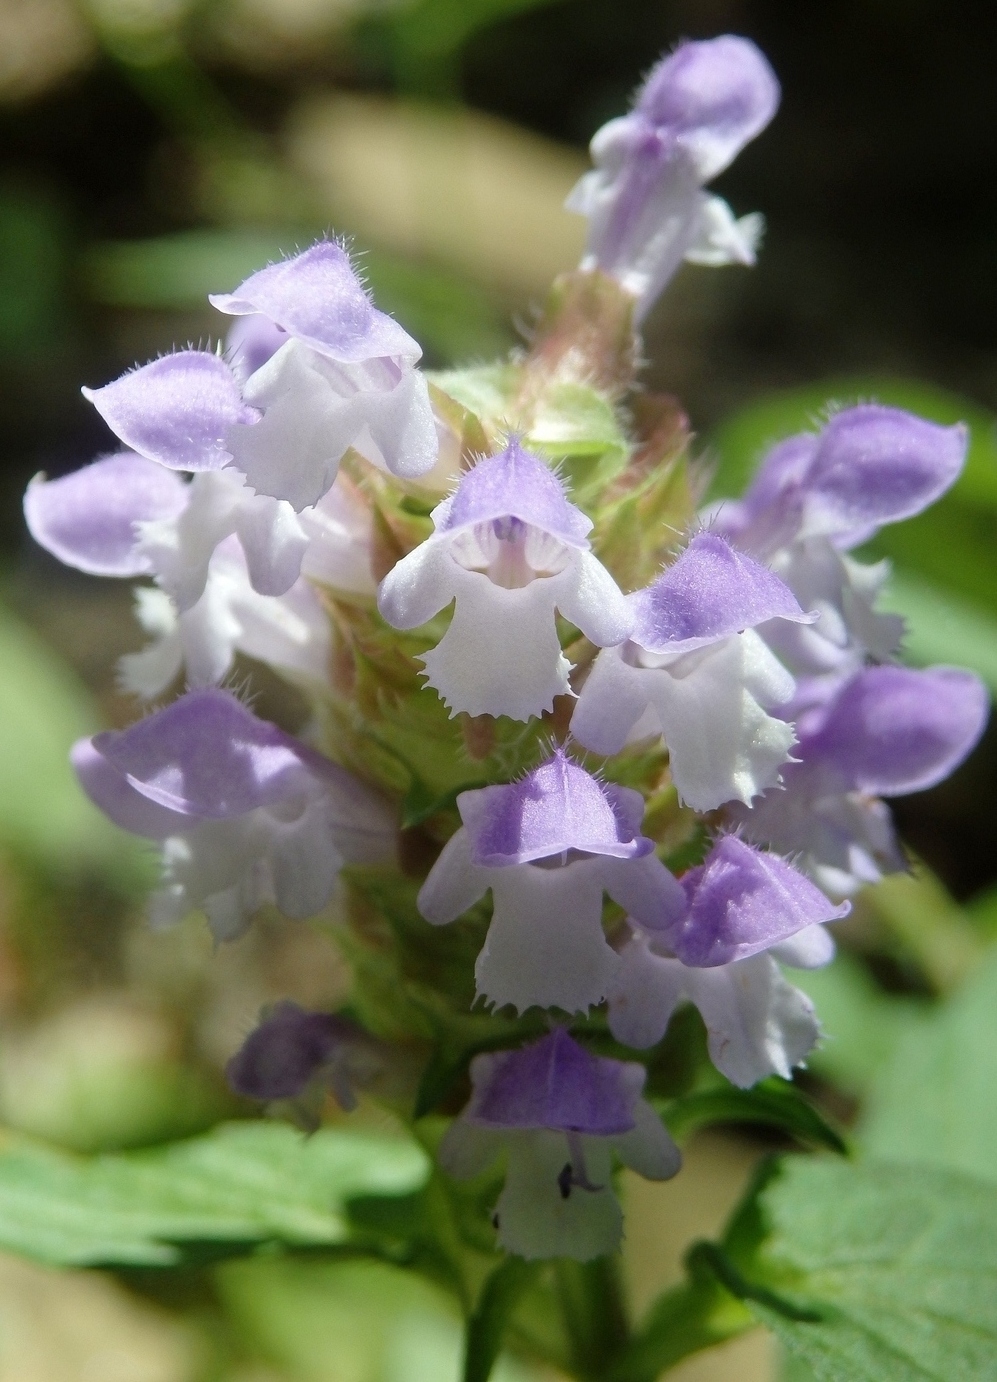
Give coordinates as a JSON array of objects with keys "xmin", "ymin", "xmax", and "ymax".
[{"xmin": 1, "ymin": 2, "xmax": 997, "ymax": 1379}]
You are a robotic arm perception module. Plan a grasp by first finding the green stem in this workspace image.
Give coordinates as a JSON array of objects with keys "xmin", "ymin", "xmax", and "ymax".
[{"xmin": 554, "ymin": 1256, "xmax": 630, "ymax": 1381}]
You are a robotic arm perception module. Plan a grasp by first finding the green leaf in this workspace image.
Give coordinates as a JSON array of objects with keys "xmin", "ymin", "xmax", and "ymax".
[
  {"xmin": 731, "ymin": 1157, "xmax": 997, "ymax": 1382},
  {"xmin": 860, "ymin": 948, "xmax": 997, "ymax": 1182},
  {"xmin": 0, "ymin": 1121, "xmax": 429, "ymax": 1267},
  {"xmin": 664, "ymin": 1078, "xmax": 847, "ymax": 1154},
  {"xmin": 464, "ymin": 1257, "xmax": 541, "ymax": 1382}
]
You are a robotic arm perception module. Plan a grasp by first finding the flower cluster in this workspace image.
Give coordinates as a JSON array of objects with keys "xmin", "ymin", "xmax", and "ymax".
[{"xmin": 27, "ymin": 35, "xmax": 988, "ymax": 1263}]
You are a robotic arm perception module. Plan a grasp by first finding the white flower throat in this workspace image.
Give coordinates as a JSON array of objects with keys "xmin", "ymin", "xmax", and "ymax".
[{"xmin": 450, "ymin": 517, "xmax": 571, "ymax": 589}]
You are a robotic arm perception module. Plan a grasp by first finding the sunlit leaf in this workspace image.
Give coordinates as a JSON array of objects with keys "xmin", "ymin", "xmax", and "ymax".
[
  {"xmin": 733, "ymin": 1157, "xmax": 997, "ymax": 1382},
  {"xmin": 0, "ymin": 1121, "xmax": 429, "ymax": 1267},
  {"xmin": 861, "ymin": 948, "xmax": 997, "ymax": 1182}
]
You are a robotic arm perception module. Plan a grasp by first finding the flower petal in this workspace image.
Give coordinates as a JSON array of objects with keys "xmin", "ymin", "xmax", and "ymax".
[
  {"xmin": 417, "ymin": 565, "xmax": 570, "ymax": 720},
  {"xmin": 801, "ymin": 405, "xmax": 967, "ymax": 546},
  {"xmin": 209, "ymin": 241, "xmax": 422, "ymax": 364},
  {"xmin": 613, "ymin": 1099, "xmax": 682, "ymax": 1180},
  {"xmin": 24, "ymin": 453, "xmax": 187, "ymax": 576},
  {"xmin": 465, "ymin": 750, "xmax": 652, "ymax": 865},
  {"xmin": 468, "ymin": 1030, "xmax": 641, "ymax": 1135},
  {"xmin": 83, "ymin": 352, "xmax": 255, "ymax": 472},
  {"xmin": 476, "ymin": 861, "xmax": 621, "ymax": 1014},
  {"xmin": 630, "ymin": 532, "xmax": 812, "ymax": 654},
  {"xmin": 666, "ymin": 835, "xmax": 849, "ymax": 968},
  {"xmin": 806, "ymin": 665, "xmax": 989, "ymax": 797},
  {"xmin": 71, "ymin": 737, "xmax": 186, "ymax": 839},
  {"xmin": 417, "ymin": 827, "xmax": 490, "ymax": 924},
  {"xmin": 495, "ymin": 1131, "xmax": 621, "ymax": 1261},
  {"xmin": 90, "ymin": 688, "xmax": 320, "ymax": 819},
  {"xmin": 642, "ymin": 630, "xmax": 797, "ymax": 811},
  {"xmin": 687, "ymin": 953, "xmax": 821, "ymax": 1087}
]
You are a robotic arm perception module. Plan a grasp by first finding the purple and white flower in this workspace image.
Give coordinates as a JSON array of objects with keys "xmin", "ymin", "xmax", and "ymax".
[
  {"xmin": 571, "ymin": 533, "xmax": 814, "ymax": 810},
  {"xmin": 710, "ymin": 405, "xmax": 968, "ymax": 679},
  {"xmin": 608, "ymin": 834, "xmax": 847, "ymax": 1086},
  {"xmin": 418, "ymin": 749, "xmax": 686, "ymax": 1014},
  {"xmin": 73, "ymin": 689, "xmax": 395, "ymax": 940},
  {"xmin": 567, "ymin": 36, "xmax": 779, "ymax": 320},
  {"xmin": 440, "ymin": 1029, "xmax": 680, "ymax": 1260},
  {"xmin": 377, "ymin": 439, "xmax": 632, "ymax": 721},
  {"xmin": 734, "ymin": 664, "xmax": 989, "ymax": 896},
  {"xmin": 25, "ymin": 450, "xmax": 376, "ymax": 695},
  {"xmin": 227, "ymin": 1001, "xmax": 384, "ymax": 1124},
  {"xmin": 211, "ymin": 241, "xmax": 438, "ymax": 509},
  {"xmin": 82, "ymin": 244, "xmax": 437, "ymax": 520}
]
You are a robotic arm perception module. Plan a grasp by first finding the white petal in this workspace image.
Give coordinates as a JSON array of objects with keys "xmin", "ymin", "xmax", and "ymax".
[
  {"xmin": 136, "ymin": 470, "xmax": 241, "ymax": 611},
  {"xmin": 644, "ymin": 631, "xmax": 797, "ymax": 810},
  {"xmin": 770, "ymin": 923, "xmax": 836, "ymax": 969},
  {"xmin": 268, "ymin": 798, "xmax": 344, "ymax": 919},
  {"xmin": 228, "ymin": 341, "xmax": 365, "ymax": 511},
  {"xmin": 554, "ymin": 550, "xmax": 632, "ymax": 647},
  {"xmin": 608, "ymin": 935, "xmax": 687, "ymax": 1049},
  {"xmin": 688, "ymin": 954, "xmax": 821, "ymax": 1088},
  {"xmin": 118, "ymin": 588, "xmax": 184, "ymax": 699},
  {"xmin": 418, "ymin": 565, "xmax": 569, "ymax": 721},
  {"xmin": 234, "ymin": 492, "xmax": 309, "ymax": 597},
  {"xmin": 362, "ymin": 366, "xmax": 438, "ymax": 479},
  {"xmin": 600, "ymin": 853, "xmax": 687, "ymax": 933},
  {"xmin": 475, "ymin": 861, "xmax": 620, "ymax": 1014},
  {"xmin": 377, "ymin": 538, "xmax": 456, "ymax": 629},
  {"xmin": 571, "ymin": 645, "xmax": 650, "ymax": 756},
  {"xmin": 417, "ymin": 828, "xmax": 490, "ymax": 924},
  {"xmin": 613, "ymin": 1099, "xmax": 681, "ymax": 1180},
  {"xmin": 684, "ymin": 196, "xmax": 763, "ymax": 267},
  {"xmin": 496, "ymin": 1131, "xmax": 621, "ymax": 1261},
  {"xmin": 301, "ymin": 475, "xmax": 376, "ymax": 595}
]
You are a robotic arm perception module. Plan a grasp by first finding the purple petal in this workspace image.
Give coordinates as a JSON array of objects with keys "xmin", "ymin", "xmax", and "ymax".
[
  {"xmin": 629, "ymin": 532, "xmax": 812, "ymax": 653},
  {"xmin": 637, "ymin": 36, "xmax": 780, "ymax": 179},
  {"xmin": 226, "ymin": 1002, "xmax": 351, "ymax": 1100},
  {"xmin": 226, "ymin": 313, "xmax": 289, "ymax": 380},
  {"xmin": 435, "ymin": 439, "xmax": 592, "ymax": 548},
  {"xmin": 666, "ymin": 835, "xmax": 849, "ymax": 967},
  {"xmin": 468, "ymin": 1029, "xmax": 643, "ymax": 1135},
  {"xmin": 803, "ymin": 665, "xmax": 989, "ymax": 797},
  {"xmin": 461, "ymin": 750, "xmax": 653, "ymax": 865},
  {"xmin": 803, "ymin": 405, "xmax": 967, "ymax": 545},
  {"xmin": 738, "ymin": 433, "xmax": 816, "ymax": 522},
  {"xmin": 24, "ymin": 452, "xmax": 187, "ymax": 576},
  {"xmin": 209, "ymin": 241, "xmax": 422, "ymax": 365},
  {"xmin": 82, "ymin": 352, "xmax": 256, "ymax": 472},
  {"xmin": 71, "ymin": 737, "xmax": 187, "ymax": 839},
  {"xmin": 90, "ymin": 688, "xmax": 320, "ymax": 819}
]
